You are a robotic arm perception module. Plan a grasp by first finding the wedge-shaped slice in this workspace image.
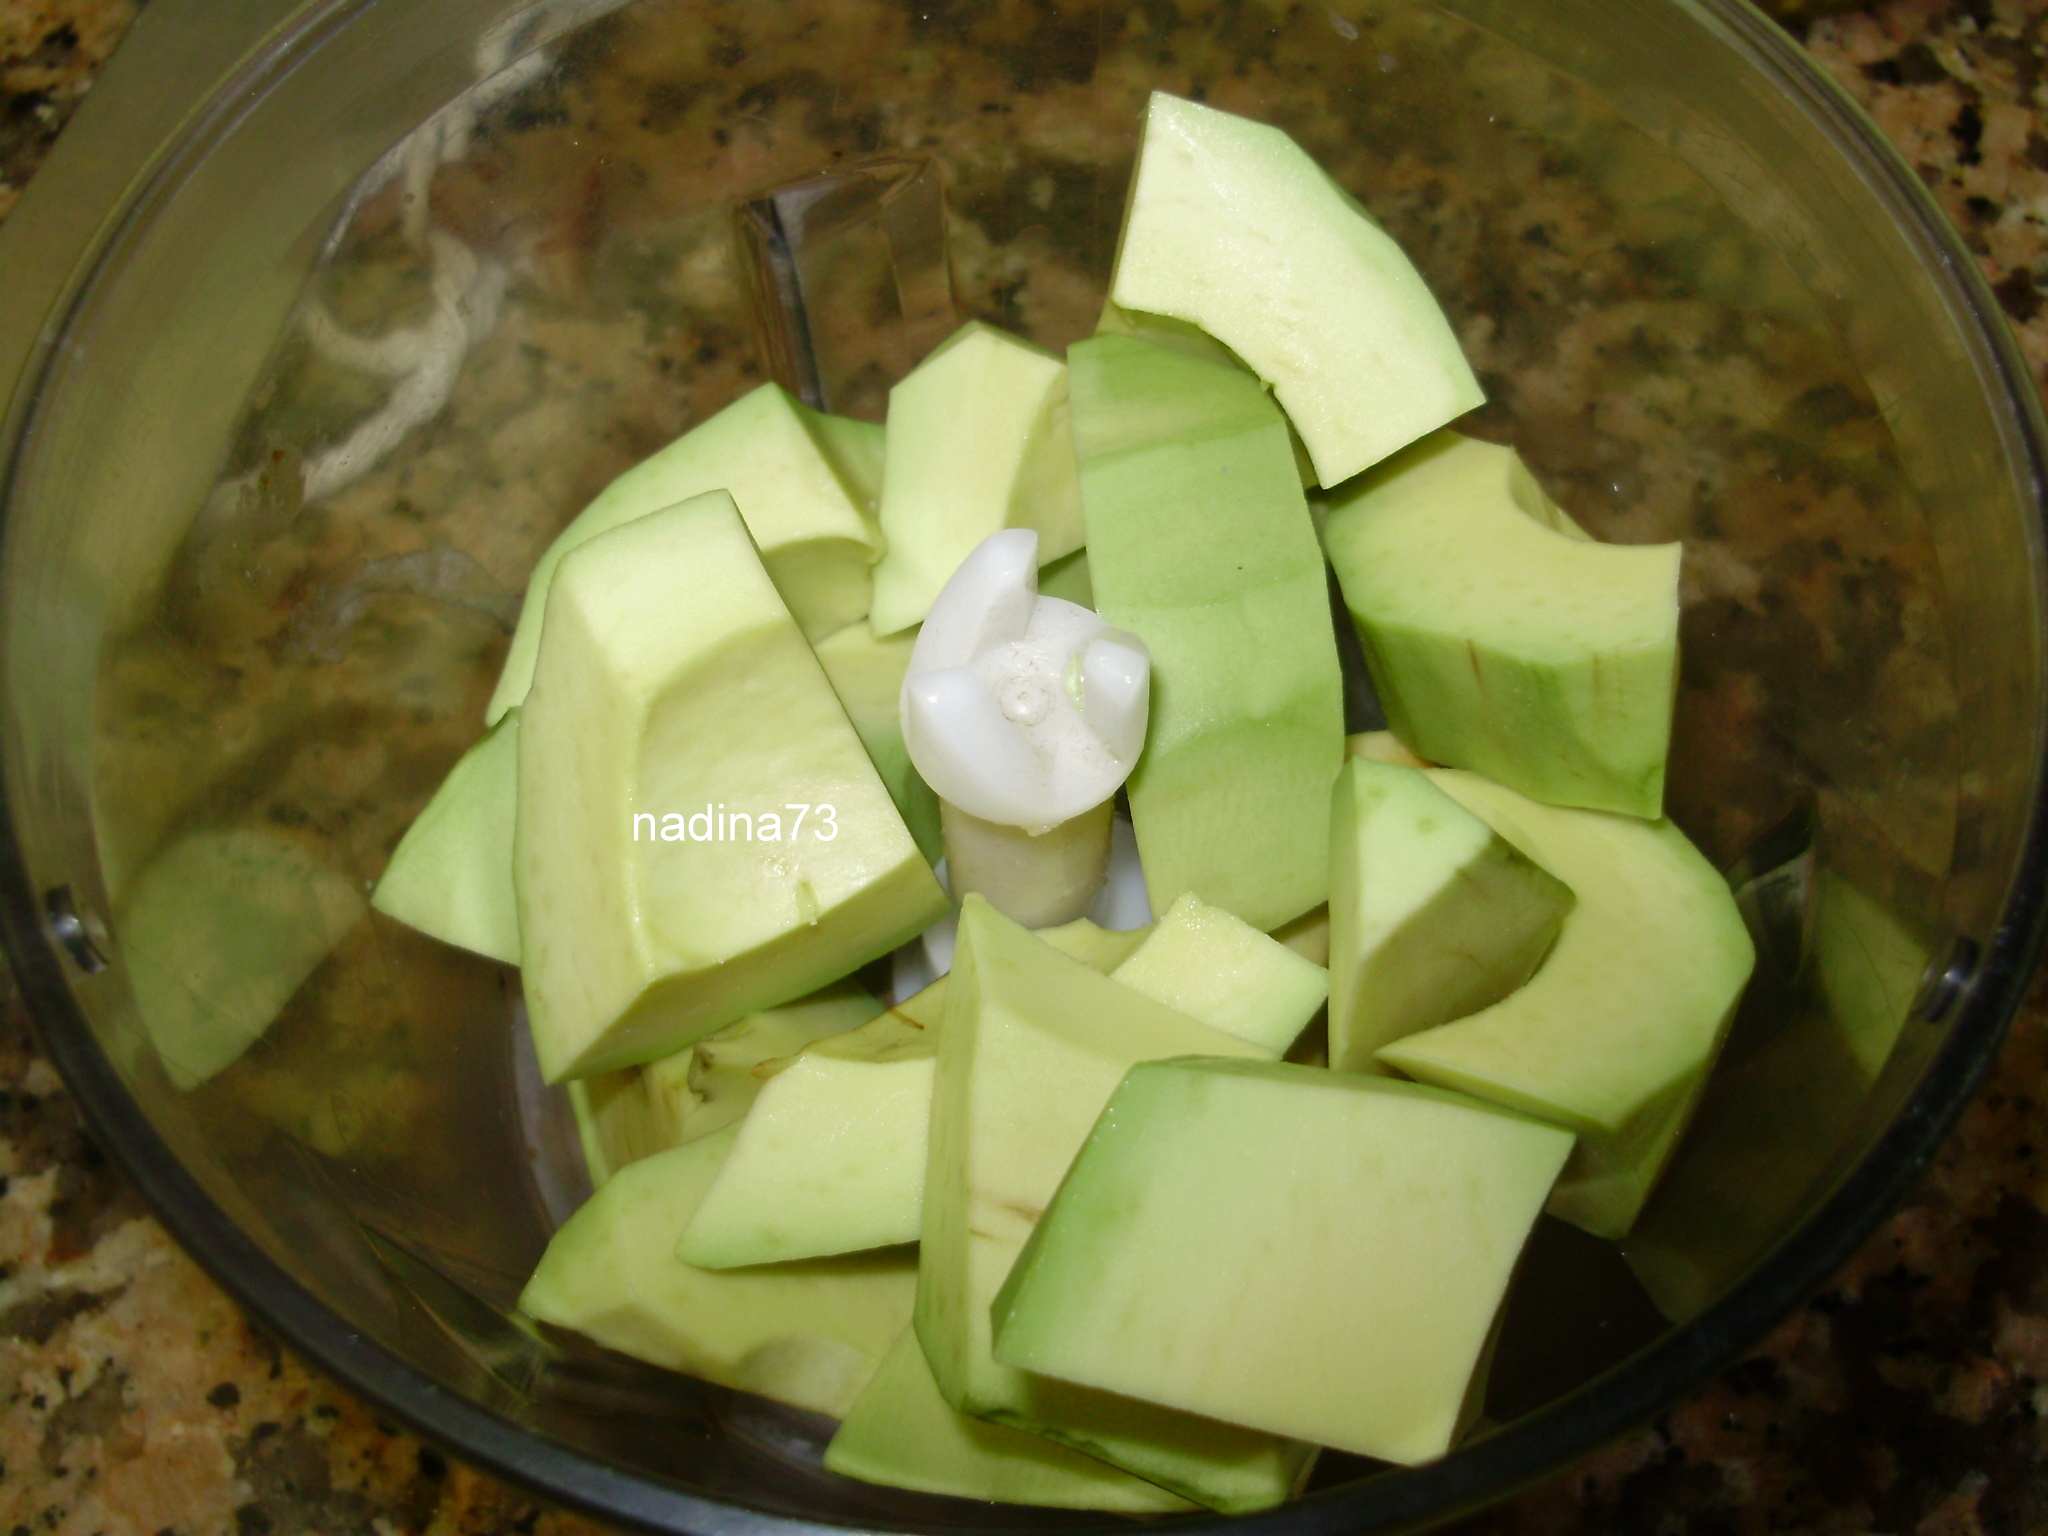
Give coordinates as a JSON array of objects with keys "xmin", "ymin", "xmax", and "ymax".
[
  {"xmin": 520, "ymin": 1124, "xmax": 916, "ymax": 1417},
  {"xmin": 1109, "ymin": 92, "xmax": 1483, "ymax": 487},
  {"xmin": 1328, "ymin": 759, "xmax": 1572, "ymax": 1073},
  {"xmin": 1070, "ymin": 333, "xmax": 1344, "ymax": 930},
  {"xmin": 871, "ymin": 322, "xmax": 1085, "ymax": 635},
  {"xmin": 517, "ymin": 491, "xmax": 947, "ymax": 1081},
  {"xmin": 122, "ymin": 826, "xmax": 365, "ymax": 1091},
  {"xmin": 1112, "ymin": 893, "xmax": 1327, "ymax": 1055},
  {"xmin": 993, "ymin": 1059, "xmax": 1570, "ymax": 1465},
  {"xmin": 1376, "ymin": 771, "xmax": 1754, "ymax": 1238},
  {"xmin": 680, "ymin": 1006, "xmax": 938, "ymax": 1268},
  {"xmin": 1326, "ymin": 433, "xmax": 1681, "ymax": 819},
  {"xmin": 488, "ymin": 384, "xmax": 884, "ymax": 722},
  {"xmin": 825, "ymin": 1330, "xmax": 1196, "ymax": 1511},
  {"xmin": 569, "ymin": 983, "xmax": 883, "ymax": 1185},
  {"xmin": 918, "ymin": 896, "xmax": 1310, "ymax": 1513},
  {"xmin": 815, "ymin": 622, "xmax": 942, "ymax": 863},
  {"xmin": 371, "ymin": 711, "xmax": 521, "ymax": 964}
]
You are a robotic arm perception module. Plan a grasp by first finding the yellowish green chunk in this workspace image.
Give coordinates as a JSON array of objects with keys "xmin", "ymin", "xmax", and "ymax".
[
  {"xmin": 519, "ymin": 1126, "xmax": 916, "ymax": 1419},
  {"xmin": 991, "ymin": 1059, "xmax": 1571, "ymax": 1465},
  {"xmin": 516, "ymin": 490, "xmax": 945, "ymax": 1081},
  {"xmin": 488, "ymin": 384, "xmax": 884, "ymax": 723},
  {"xmin": 1376, "ymin": 771, "xmax": 1754, "ymax": 1237},
  {"xmin": 1111, "ymin": 892, "xmax": 1326, "ymax": 1055},
  {"xmin": 371, "ymin": 711, "xmax": 520, "ymax": 965},
  {"xmin": 825, "ymin": 1330, "xmax": 1197, "ymax": 1512}
]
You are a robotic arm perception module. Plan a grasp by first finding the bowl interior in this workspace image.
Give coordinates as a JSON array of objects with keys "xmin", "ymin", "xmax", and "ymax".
[{"xmin": 2, "ymin": 0, "xmax": 2042, "ymax": 1529}]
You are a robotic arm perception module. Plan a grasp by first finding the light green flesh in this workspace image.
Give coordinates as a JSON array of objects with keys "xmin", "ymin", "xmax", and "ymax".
[
  {"xmin": 569, "ymin": 983, "xmax": 882, "ymax": 1185},
  {"xmin": 1270, "ymin": 906, "xmax": 1331, "ymax": 968},
  {"xmin": 680, "ymin": 1049, "xmax": 935, "ymax": 1268},
  {"xmin": 516, "ymin": 491, "xmax": 946, "ymax": 1082},
  {"xmin": 808, "ymin": 412, "xmax": 888, "ymax": 523},
  {"xmin": 1095, "ymin": 301, "xmax": 1319, "ymax": 492},
  {"xmin": 825, "ymin": 1330, "xmax": 1197, "ymax": 1512},
  {"xmin": 666, "ymin": 915, "xmax": 1149, "ymax": 1262},
  {"xmin": 1109, "ymin": 93, "xmax": 1483, "ymax": 487},
  {"xmin": 122, "ymin": 825, "xmax": 365, "ymax": 1091},
  {"xmin": 519, "ymin": 1126, "xmax": 914, "ymax": 1418},
  {"xmin": 1035, "ymin": 548, "xmax": 1093, "ymax": 609},
  {"xmin": 1327, "ymin": 759, "xmax": 1572, "ymax": 1073},
  {"xmin": 991, "ymin": 1059, "xmax": 1572, "ymax": 1465},
  {"xmin": 1095, "ymin": 298, "xmax": 1246, "ymax": 371},
  {"xmin": 1325, "ymin": 432, "xmax": 1681, "ymax": 820},
  {"xmin": 1069, "ymin": 333, "xmax": 1344, "ymax": 931},
  {"xmin": 1375, "ymin": 771, "xmax": 1754, "ymax": 1237},
  {"xmin": 1034, "ymin": 917, "xmax": 1154, "ymax": 973},
  {"xmin": 916, "ymin": 896, "xmax": 1305, "ymax": 1513},
  {"xmin": 371, "ymin": 711, "xmax": 521, "ymax": 965},
  {"xmin": 870, "ymin": 322, "xmax": 1084, "ymax": 636},
  {"xmin": 487, "ymin": 383, "xmax": 884, "ymax": 723},
  {"xmin": 814, "ymin": 622, "xmax": 943, "ymax": 864},
  {"xmin": 890, "ymin": 975, "xmax": 951, "ymax": 1027},
  {"xmin": 1112, "ymin": 892, "xmax": 1326, "ymax": 1055}
]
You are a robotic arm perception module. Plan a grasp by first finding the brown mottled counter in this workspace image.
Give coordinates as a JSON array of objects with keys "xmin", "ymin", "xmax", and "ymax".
[{"xmin": 5, "ymin": 0, "xmax": 2048, "ymax": 1532}]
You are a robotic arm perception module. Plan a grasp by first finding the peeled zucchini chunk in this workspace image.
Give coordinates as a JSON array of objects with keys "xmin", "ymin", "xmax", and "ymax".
[
  {"xmin": 1111, "ymin": 892, "xmax": 1327, "ymax": 1056},
  {"xmin": 488, "ymin": 383, "xmax": 884, "ymax": 723},
  {"xmin": 870, "ymin": 321, "xmax": 1084, "ymax": 636},
  {"xmin": 916, "ymin": 895, "xmax": 1311, "ymax": 1514},
  {"xmin": 992, "ymin": 1059, "xmax": 1571, "ymax": 1465},
  {"xmin": 122, "ymin": 825, "xmax": 364, "ymax": 1091},
  {"xmin": 1376, "ymin": 771, "xmax": 1755, "ymax": 1238},
  {"xmin": 1070, "ymin": 332, "xmax": 1344, "ymax": 931},
  {"xmin": 825, "ymin": 1329, "xmax": 1197, "ymax": 1512},
  {"xmin": 1109, "ymin": 92, "xmax": 1483, "ymax": 487},
  {"xmin": 519, "ymin": 1126, "xmax": 914, "ymax": 1419},
  {"xmin": 568, "ymin": 983, "xmax": 883, "ymax": 1186},
  {"xmin": 1325, "ymin": 433, "xmax": 1680, "ymax": 820},
  {"xmin": 370, "ymin": 711, "xmax": 520, "ymax": 965},
  {"xmin": 516, "ymin": 489, "xmax": 945, "ymax": 1082},
  {"xmin": 1327, "ymin": 758, "xmax": 1571, "ymax": 1072}
]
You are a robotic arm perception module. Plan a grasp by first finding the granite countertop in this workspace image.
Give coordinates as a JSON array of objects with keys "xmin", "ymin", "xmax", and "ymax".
[{"xmin": 6, "ymin": 0, "xmax": 2048, "ymax": 1532}]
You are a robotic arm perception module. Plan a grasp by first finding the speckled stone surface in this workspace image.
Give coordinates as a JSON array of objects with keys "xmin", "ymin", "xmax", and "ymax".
[{"xmin": 7, "ymin": 0, "xmax": 2048, "ymax": 1532}]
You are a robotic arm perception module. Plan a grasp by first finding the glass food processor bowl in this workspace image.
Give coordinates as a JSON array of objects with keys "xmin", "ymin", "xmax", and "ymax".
[{"xmin": 1, "ymin": 0, "xmax": 2044, "ymax": 1530}]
